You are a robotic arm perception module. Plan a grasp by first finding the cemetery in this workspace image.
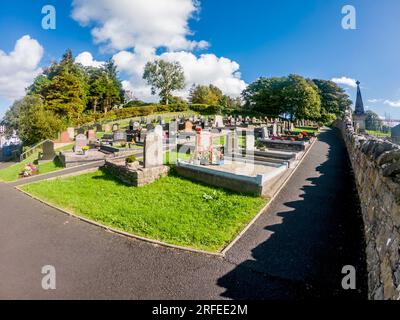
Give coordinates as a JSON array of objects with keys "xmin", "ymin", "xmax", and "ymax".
[{"xmin": 16, "ymin": 113, "xmax": 319, "ymax": 252}]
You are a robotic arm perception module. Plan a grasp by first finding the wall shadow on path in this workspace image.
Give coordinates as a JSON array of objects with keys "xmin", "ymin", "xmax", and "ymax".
[{"xmin": 217, "ymin": 129, "xmax": 368, "ymax": 300}]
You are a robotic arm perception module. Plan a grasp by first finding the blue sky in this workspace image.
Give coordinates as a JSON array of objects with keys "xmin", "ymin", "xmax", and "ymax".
[{"xmin": 1, "ymin": 0, "xmax": 400, "ymax": 120}]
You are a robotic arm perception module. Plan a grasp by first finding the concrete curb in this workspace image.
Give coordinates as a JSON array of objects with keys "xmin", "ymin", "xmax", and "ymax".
[{"xmin": 15, "ymin": 134, "xmax": 318, "ymax": 259}]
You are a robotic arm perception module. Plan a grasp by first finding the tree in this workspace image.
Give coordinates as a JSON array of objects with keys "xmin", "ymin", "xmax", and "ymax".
[
  {"xmin": 242, "ymin": 77, "xmax": 287, "ymax": 117},
  {"xmin": 312, "ymin": 79, "xmax": 352, "ymax": 118},
  {"xmin": 242, "ymin": 75, "xmax": 321, "ymax": 120},
  {"xmin": 365, "ymin": 110, "xmax": 383, "ymax": 131},
  {"xmin": 281, "ymin": 75, "xmax": 321, "ymax": 120},
  {"xmin": 143, "ymin": 59, "xmax": 185, "ymax": 105},
  {"xmin": 3, "ymin": 95, "xmax": 64, "ymax": 145},
  {"xmin": 37, "ymin": 50, "xmax": 88, "ymax": 124}
]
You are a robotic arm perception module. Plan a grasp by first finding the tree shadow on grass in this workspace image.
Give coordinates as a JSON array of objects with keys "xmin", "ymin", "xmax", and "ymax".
[{"xmin": 217, "ymin": 128, "xmax": 368, "ymax": 300}]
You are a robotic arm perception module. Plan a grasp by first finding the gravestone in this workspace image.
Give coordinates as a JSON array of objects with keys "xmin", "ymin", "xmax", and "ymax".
[
  {"xmin": 146, "ymin": 117, "xmax": 151, "ymax": 125},
  {"xmin": 74, "ymin": 134, "xmax": 88, "ymax": 153},
  {"xmin": 104, "ymin": 124, "xmax": 111, "ymax": 132},
  {"xmin": 67, "ymin": 127, "xmax": 75, "ymax": 140},
  {"xmin": 113, "ymin": 131, "xmax": 127, "ymax": 143},
  {"xmin": 245, "ymin": 132, "xmax": 255, "ymax": 152},
  {"xmin": 157, "ymin": 116, "xmax": 162, "ymax": 125},
  {"xmin": 41, "ymin": 140, "xmax": 56, "ymax": 161},
  {"xmin": 225, "ymin": 131, "xmax": 238, "ymax": 156},
  {"xmin": 87, "ymin": 129, "xmax": 96, "ymax": 142},
  {"xmin": 112, "ymin": 123, "xmax": 119, "ymax": 132},
  {"xmin": 214, "ymin": 115, "xmax": 224, "ymax": 128},
  {"xmin": 77, "ymin": 128, "xmax": 85, "ymax": 135},
  {"xmin": 154, "ymin": 125, "xmax": 163, "ymax": 138},
  {"xmin": 129, "ymin": 120, "xmax": 135, "ymax": 131},
  {"xmin": 59, "ymin": 131, "xmax": 71, "ymax": 143},
  {"xmin": 146, "ymin": 123, "xmax": 155, "ymax": 131},
  {"xmin": 169, "ymin": 121, "xmax": 178, "ymax": 147},
  {"xmin": 272, "ymin": 123, "xmax": 278, "ymax": 136},
  {"xmin": 144, "ymin": 132, "xmax": 163, "ymax": 168},
  {"xmin": 96, "ymin": 123, "xmax": 103, "ymax": 132},
  {"xmin": 140, "ymin": 116, "xmax": 145, "ymax": 124},
  {"xmin": 185, "ymin": 121, "xmax": 193, "ymax": 132},
  {"xmin": 261, "ymin": 126, "xmax": 269, "ymax": 139}
]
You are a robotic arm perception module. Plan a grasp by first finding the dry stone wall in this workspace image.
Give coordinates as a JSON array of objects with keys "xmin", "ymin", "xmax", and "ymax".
[{"xmin": 336, "ymin": 116, "xmax": 400, "ymax": 300}]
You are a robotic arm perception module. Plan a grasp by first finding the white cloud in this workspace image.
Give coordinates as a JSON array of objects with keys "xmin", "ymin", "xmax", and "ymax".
[
  {"xmin": 75, "ymin": 51, "xmax": 105, "ymax": 68},
  {"xmin": 113, "ymin": 50, "xmax": 246, "ymax": 101},
  {"xmin": 368, "ymin": 98, "xmax": 383, "ymax": 104},
  {"xmin": 72, "ymin": 0, "xmax": 246, "ymax": 101},
  {"xmin": 71, "ymin": 0, "xmax": 208, "ymax": 52},
  {"xmin": 0, "ymin": 35, "xmax": 44, "ymax": 101},
  {"xmin": 331, "ymin": 76, "xmax": 357, "ymax": 88},
  {"xmin": 384, "ymin": 100, "xmax": 400, "ymax": 108}
]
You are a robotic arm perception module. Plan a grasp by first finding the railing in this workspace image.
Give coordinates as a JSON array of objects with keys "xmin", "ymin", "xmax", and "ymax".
[{"xmin": 19, "ymin": 139, "xmax": 52, "ymax": 162}]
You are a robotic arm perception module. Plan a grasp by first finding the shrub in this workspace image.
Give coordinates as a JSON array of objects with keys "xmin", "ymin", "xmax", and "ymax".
[{"xmin": 126, "ymin": 155, "xmax": 137, "ymax": 164}]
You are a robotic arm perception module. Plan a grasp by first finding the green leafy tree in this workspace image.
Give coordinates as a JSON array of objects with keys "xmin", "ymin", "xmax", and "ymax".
[
  {"xmin": 3, "ymin": 95, "xmax": 64, "ymax": 145},
  {"xmin": 365, "ymin": 110, "xmax": 384, "ymax": 131},
  {"xmin": 143, "ymin": 60, "xmax": 185, "ymax": 105},
  {"xmin": 242, "ymin": 77, "xmax": 287, "ymax": 117},
  {"xmin": 312, "ymin": 79, "xmax": 352, "ymax": 118},
  {"xmin": 281, "ymin": 75, "xmax": 321, "ymax": 120}
]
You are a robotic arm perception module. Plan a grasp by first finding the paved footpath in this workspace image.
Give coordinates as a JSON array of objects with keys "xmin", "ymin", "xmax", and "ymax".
[{"xmin": 0, "ymin": 128, "xmax": 367, "ymax": 299}]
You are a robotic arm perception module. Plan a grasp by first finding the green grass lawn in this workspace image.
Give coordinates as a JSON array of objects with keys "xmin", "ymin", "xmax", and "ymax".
[
  {"xmin": 292, "ymin": 127, "xmax": 319, "ymax": 134},
  {"xmin": 367, "ymin": 130, "xmax": 391, "ymax": 138},
  {"xmin": 21, "ymin": 170, "xmax": 267, "ymax": 252},
  {"xmin": 107, "ymin": 111, "xmax": 199, "ymax": 129},
  {"xmin": 0, "ymin": 144, "xmax": 73, "ymax": 182}
]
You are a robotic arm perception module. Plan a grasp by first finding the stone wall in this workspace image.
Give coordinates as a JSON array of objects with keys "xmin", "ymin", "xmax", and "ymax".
[
  {"xmin": 104, "ymin": 159, "xmax": 169, "ymax": 187},
  {"xmin": 336, "ymin": 115, "xmax": 400, "ymax": 300}
]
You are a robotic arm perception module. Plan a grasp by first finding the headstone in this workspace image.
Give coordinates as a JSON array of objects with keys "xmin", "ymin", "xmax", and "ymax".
[
  {"xmin": 129, "ymin": 120, "xmax": 135, "ymax": 131},
  {"xmin": 272, "ymin": 123, "xmax": 277, "ymax": 136},
  {"xmin": 214, "ymin": 115, "xmax": 224, "ymax": 128},
  {"xmin": 41, "ymin": 140, "xmax": 56, "ymax": 161},
  {"xmin": 154, "ymin": 125, "xmax": 163, "ymax": 138},
  {"xmin": 74, "ymin": 134, "xmax": 88, "ymax": 153},
  {"xmin": 112, "ymin": 123, "xmax": 119, "ymax": 132},
  {"xmin": 104, "ymin": 124, "xmax": 111, "ymax": 132},
  {"xmin": 146, "ymin": 117, "xmax": 151, "ymax": 125},
  {"xmin": 185, "ymin": 121, "xmax": 193, "ymax": 132},
  {"xmin": 144, "ymin": 132, "xmax": 163, "ymax": 168},
  {"xmin": 113, "ymin": 131, "xmax": 127, "ymax": 143},
  {"xmin": 77, "ymin": 128, "xmax": 85, "ymax": 135},
  {"xmin": 225, "ymin": 131, "xmax": 238, "ymax": 156},
  {"xmin": 157, "ymin": 116, "xmax": 162, "ymax": 125},
  {"xmin": 59, "ymin": 131, "xmax": 71, "ymax": 143},
  {"xmin": 169, "ymin": 121, "xmax": 178, "ymax": 147},
  {"xmin": 146, "ymin": 123, "xmax": 155, "ymax": 131},
  {"xmin": 95, "ymin": 123, "xmax": 103, "ymax": 132},
  {"xmin": 87, "ymin": 129, "xmax": 96, "ymax": 142},
  {"xmin": 261, "ymin": 126, "xmax": 269, "ymax": 139},
  {"xmin": 67, "ymin": 127, "xmax": 75, "ymax": 140},
  {"xmin": 245, "ymin": 132, "xmax": 255, "ymax": 152},
  {"xmin": 140, "ymin": 116, "xmax": 145, "ymax": 124}
]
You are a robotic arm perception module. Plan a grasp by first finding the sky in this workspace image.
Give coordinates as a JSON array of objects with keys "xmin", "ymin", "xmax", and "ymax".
[{"xmin": 1, "ymin": 0, "xmax": 400, "ymax": 120}]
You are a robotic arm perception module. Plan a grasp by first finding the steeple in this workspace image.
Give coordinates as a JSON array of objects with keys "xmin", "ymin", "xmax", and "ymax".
[{"xmin": 354, "ymin": 80, "xmax": 365, "ymax": 115}]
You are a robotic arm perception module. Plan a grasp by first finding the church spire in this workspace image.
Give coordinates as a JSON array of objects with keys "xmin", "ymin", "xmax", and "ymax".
[{"xmin": 354, "ymin": 80, "xmax": 365, "ymax": 115}]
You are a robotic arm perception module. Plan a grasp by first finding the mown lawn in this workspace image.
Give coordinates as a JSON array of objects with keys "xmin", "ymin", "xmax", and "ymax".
[
  {"xmin": 21, "ymin": 170, "xmax": 267, "ymax": 252},
  {"xmin": 292, "ymin": 127, "xmax": 319, "ymax": 134},
  {"xmin": 367, "ymin": 130, "xmax": 391, "ymax": 138},
  {"xmin": 0, "ymin": 144, "xmax": 73, "ymax": 182}
]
